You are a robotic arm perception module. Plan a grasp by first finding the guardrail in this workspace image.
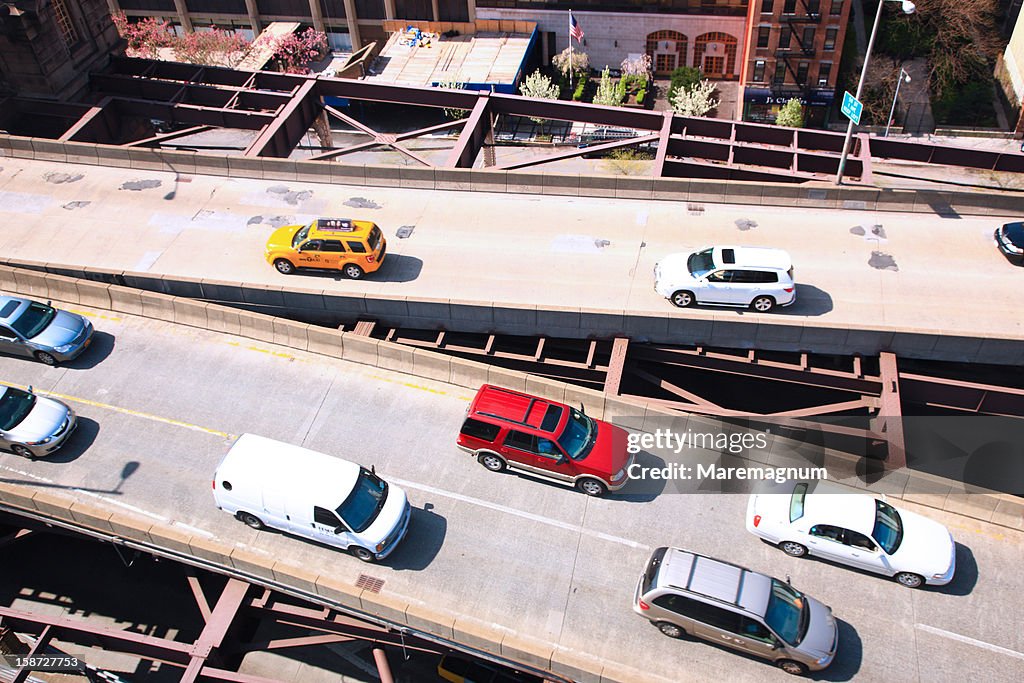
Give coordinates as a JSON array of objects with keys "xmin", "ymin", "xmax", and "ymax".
[{"xmin": 2, "ymin": 135, "xmax": 1024, "ymax": 216}]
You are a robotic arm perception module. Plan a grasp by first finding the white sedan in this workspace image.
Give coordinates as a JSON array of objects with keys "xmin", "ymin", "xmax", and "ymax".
[{"xmin": 746, "ymin": 482, "xmax": 956, "ymax": 588}]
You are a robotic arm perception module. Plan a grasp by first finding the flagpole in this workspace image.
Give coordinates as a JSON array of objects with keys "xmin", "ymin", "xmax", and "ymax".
[{"xmin": 569, "ymin": 10, "xmax": 574, "ymax": 93}]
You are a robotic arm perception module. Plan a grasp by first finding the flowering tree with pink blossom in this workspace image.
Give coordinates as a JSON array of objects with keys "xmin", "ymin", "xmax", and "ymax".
[
  {"xmin": 267, "ymin": 28, "xmax": 328, "ymax": 74},
  {"xmin": 172, "ymin": 27, "xmax": 249, "ymax": 65},
  {"xmin": 111, "ymin": 12, "xmax": 173, "ymax": 58}
]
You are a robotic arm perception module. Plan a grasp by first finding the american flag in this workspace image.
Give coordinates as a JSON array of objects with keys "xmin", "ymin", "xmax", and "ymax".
[{"xmin": 569, "ymin": 13, "xmax": 584, "ymax": 43}]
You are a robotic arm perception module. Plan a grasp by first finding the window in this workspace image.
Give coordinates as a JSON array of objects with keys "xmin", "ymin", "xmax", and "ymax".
[
  {"xmin": 757, "ymin": 26, "xmax": 771, "ymax": 49},
  {"xmin": 9, "ymin": 302, "xmax": 55, "ymax": 339},
  {"xmin": 825, "ymin": 27, "xmax": 838, "ymax": 50},
  {"xmin": 873, "ymin": 499, "xmax": 904, "ymax": 554},
  {"xmin": 313, "ymin": 506, "xmax": 341, "ymax": 527},
  {"xmin": 789, "ymin": 483, "xmax": 808, "ymax": 522},
  {"xmin": 708, "ymin": 270, "xmax": 732, "ymax": 283},
  {"xmin": 300, "ymin": 240, "xmax": 322, "ymax": 252},
  {"xmin": 52, "ymin": 0, "xmax": 78, "ymax": 48},
  {"xmin": 694, "ymin": 602, "xmax": 742, "ymax": 633},
  {"xmin": 761, "ymin": 0, "xmax": 775, "ymax": 12},
  {"xmin": 810, "ymin": 524, "xmax": 845, "ymax": 543},
  {"xmin": 818, "ymin": 62, "xmax": 832, "ymax": 87},
  {"xmin": 540, "ymin": 404, "xmax": 563, "ymax": 431},
  {"xmin": 802, "ymin": 27, "xmax": 815, "ymax": 49},
  {"xmin": 831, "ymin": 0, "xmax": 844, "ymax": 15},
  {"xmin": 346, "ymin": 240, "xmax": 367, "ymax": 253},
  {"xmin": 740, "ymin": 616, "xmax": 776, "ymax": 644},
  {"xmin": 779, "ymin": 26, "xmax": 791, "ymax": 49},
  {"xmin": 846, "ymin": 530, "xmax": 878, "ymax": 551},
  {"xmin": 783, "ymin": 0, "xmax": 797, "ymax": 13},
  {"xmin": 536, "ymin": 437, "xmax": 563, "ymax": 459},
  {"xmin": 504, "ymin": 430, "xmax": 537, "ymax": 453},
  {"xmin": 773, "ymin": 61, "xmax": 787, "ymax": 84},
  {"xmin": 796, "ymin": 62, "xmax": 809, "ymax": 84},
  {"xmin": 652, "ymin": 593, "xmax": 701, "ymax": 618},
  {"xmin": 322, "ymin": 240, "xmax": 345, "ymax": 252},
  {"xmin": 749, "ymin": 59, "xmax": 765, "ymax": 81},
  {"xmin": 732, "ymin": 271, "xmax": 779, "ymax": 283},
  {"xmin": 808, "ymin": 0, "xmax": 821, "ymax": 13},
  {"xmin": 753, "ymin": 60, "xmax": 766, "ymax": 82},
  {"xmin": 461, "ymin": 418, "xmax": 500, "ymax": 442},
  {"xmin": 721, "ymin": 248, "xmax": 736, "ymax": 264},
  {"xmin": 0, "ymin": 325, "xmax": 16, "ymax": 341}
]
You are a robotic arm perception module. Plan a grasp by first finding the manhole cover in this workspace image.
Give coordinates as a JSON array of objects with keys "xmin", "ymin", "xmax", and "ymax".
[
  {"xmin": 396, "ymin": 225, "xmax": 415, "ymax": 238},
  {"xmin": 356, "ymin": 574, "xmax": 385, "ymax": 593}
]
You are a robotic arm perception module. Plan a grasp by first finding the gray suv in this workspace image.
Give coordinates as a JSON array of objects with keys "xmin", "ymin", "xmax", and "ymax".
[
  {"xmin": 633, "ymin": 547, "xmax": 838, "ymax": 676},
  {"xmin": 0, "ymin": 295, "xmax": 94, "ymax": 365}
]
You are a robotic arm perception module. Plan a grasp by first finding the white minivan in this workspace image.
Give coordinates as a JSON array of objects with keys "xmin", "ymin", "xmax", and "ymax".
[{"xmin": 213, "ymin": 434, "xmax": 411, "ymax": 562}]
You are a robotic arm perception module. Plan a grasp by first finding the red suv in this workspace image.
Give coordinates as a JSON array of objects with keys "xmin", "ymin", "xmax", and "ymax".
[{"xmin": 457, "ymin": 385, "xmax": 632, "ymax": 497}]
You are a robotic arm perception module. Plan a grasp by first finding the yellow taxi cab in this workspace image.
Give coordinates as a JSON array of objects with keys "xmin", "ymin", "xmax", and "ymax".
[{"xmin": 264, "ymin": 217, "xmax": 386, "ymax": 279}]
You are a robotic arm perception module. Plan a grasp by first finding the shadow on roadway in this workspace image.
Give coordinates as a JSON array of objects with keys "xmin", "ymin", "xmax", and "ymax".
[
  {"xmin": 775, "ymin": 284, "xmax": 833, "ymax": 316},
  {"xmin": 700, "ymin": 284, "xmax": 833, "ymax": 317},
  {"xmin": 811, "ymin": 618, "xmax": 862, "ymax": 681},
  {"xmin": 614, "ymin": 449, "xmax": 668, "ymax": 503},
  {"xmin": 39, "ymin": 416, "xmax": 100, "ymax": 465},
  {"xmin": 934, "ymin": 542, "xmax": 978, "ymax": 596},
  {"xmin": 290, "ymin": 254, "xmax": 423, "ymax": 283},
  {"xmin": 386, "ymin": 502, "xmax": 446, "ymax": 571},
  {"xmin": 62, "ymin": 331, "xmax": 116, "ymax": 369}
]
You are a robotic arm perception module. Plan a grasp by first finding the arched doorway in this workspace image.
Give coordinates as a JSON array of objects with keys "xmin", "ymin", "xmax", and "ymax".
[
  {"xmin": 645, "ymin": 30, "xmax": 688, "ymax": 76},
  {"xmin": 693, "ymin": 32, "xmax": 738, "ymax": 79}
]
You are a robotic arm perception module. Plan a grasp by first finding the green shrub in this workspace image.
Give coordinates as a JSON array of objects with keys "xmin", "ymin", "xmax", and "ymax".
[
  {"xmin": 635, "ymin": 87, "xmax": 646, "ymax": 105},
  {"xmin": 668, "ymin": 66, "xmax": 702, "ymax": 100},
  {"xmin": 573, "ymin": 77, "xmax": 587, "ymax": 101}
]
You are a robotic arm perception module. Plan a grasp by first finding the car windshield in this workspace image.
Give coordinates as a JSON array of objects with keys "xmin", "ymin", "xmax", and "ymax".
[
  {"xmin": 764, "ymin": 579, "xmax": 809, "ymax": 647},
  {"xmin": 9, "ymin": 302, "xmax": 55, "ymax": 339},
  {"xmin": 557, "ymin": 408, "xmax": 596, "ymax": 460},
  {"xmin": 686, "ymin": 249, "xmax": 715, "ymax": 276},
  {"xmin": 0, "ymin": 388, "xmax": 36, "ymax": 431},
  {"xmin": 336, "ymin": 468, "xmax": 388, "ymax": 533},
  {"xmin": 872, "ymin": 499, "xmax": 904, "ymax": 554},
  {"xmin": 291, "ymin": 224, "xmax": 312, "ymax": 249}
]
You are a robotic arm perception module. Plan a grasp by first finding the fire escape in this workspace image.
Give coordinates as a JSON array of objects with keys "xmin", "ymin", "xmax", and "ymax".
[{"xmin": 772, "ymin": 0, "xmax": 822, "ymax": 101}]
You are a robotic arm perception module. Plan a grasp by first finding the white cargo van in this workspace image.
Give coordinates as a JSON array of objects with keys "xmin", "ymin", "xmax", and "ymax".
[{"xmin": 212, "ymin": 433, "xmax": 411, "ymax": 562}]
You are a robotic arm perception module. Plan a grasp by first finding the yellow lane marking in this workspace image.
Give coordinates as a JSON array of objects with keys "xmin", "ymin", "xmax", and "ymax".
[
  {"xmin": 367, "ymin": 373, "xmax": 473, "ymax": 401},
  {"xmin": 68, "ymin": 309, "xmax": 121, "ymax": 322},
  {"xmin": 224, "ymin": 340, "xmax": 308, "ymax": 362},
  {"xmin": 0, "ymin": 382, "xmax": 235, "ymax": 440}
]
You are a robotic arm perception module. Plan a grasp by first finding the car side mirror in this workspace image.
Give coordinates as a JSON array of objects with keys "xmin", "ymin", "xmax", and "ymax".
[
  {"xmin": 27, "ymin": 385, "xmax": 33, "ymax": 394},
  {"xmin": 579, "ymin": 402, "xmax": 586, "ymax": 414},
  {"xmin": 334, "ymin": 525, "xmax": 345, "ymax": 535}
]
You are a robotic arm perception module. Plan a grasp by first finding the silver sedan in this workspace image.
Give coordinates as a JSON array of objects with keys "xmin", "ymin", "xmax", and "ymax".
[
  {"xmin": 0, "ymin": 385, "xmax": 77, "ymax": 458},
  {"xmin": 0, "ymin": 295, "xmax": 94, "ymax": 365}
]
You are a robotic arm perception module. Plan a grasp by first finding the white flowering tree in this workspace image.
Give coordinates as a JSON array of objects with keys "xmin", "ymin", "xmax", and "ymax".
[
  {"xmin": 519, "ymin": 70, "xmax": 560, "ymax": 135},
  {"xmin": 593, "ymin": 66, "xmax": 623, "ymax": 107},
  {"xmin": 670, "ymin": 79, "xmax": 720, "ymax": 117}
]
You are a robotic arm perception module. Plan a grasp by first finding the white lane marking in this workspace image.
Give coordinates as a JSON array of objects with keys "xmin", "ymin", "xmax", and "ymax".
[
  {"xmin": 916, "ymin": 624, "xmax": 1024, "ymax": 661},
  {"xmin": 388, "ymin": 477, "xmax": 649, "ymax": 551}
]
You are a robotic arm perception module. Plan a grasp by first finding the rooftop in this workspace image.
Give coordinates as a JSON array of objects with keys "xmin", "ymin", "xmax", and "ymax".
[{"xmin": 365, "ymin": 19, "xmax": 535, "ymax": 89}]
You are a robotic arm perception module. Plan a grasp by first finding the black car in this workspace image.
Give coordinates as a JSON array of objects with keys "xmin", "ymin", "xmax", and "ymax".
[{"xmin": 995, "ymin": 222, "xmax": 1024, "ymax": 264}]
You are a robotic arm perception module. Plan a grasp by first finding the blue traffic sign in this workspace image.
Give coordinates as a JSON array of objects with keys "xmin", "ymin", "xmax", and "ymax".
[{"xmin": 841, "ymin": 91, "xmax": 863, "ymax": 125}]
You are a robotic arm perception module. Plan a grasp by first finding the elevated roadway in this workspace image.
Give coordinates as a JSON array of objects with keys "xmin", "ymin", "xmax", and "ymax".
[
  {"xmin": 0, "ymin": 305, "xmax": 1022, "ymax": 682},
  {"xmin": 0, "ymin": 158, "xmax": 1020, "ymax": 347}
]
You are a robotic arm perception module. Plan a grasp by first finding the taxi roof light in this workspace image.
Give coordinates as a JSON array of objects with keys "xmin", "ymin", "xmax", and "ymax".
[{"xmin": 317, "ymin": 218, "xmax": 357, "ymax": 232}]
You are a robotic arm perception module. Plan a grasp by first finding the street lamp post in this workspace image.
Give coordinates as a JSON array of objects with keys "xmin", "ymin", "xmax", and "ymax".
[
  {"xmin": 885, "ymin": 67, "xmax": 912, "ymax": 137},
  {"xmin": 834, "ymin": 0, "xmax": 916, "ymax": 185}
]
